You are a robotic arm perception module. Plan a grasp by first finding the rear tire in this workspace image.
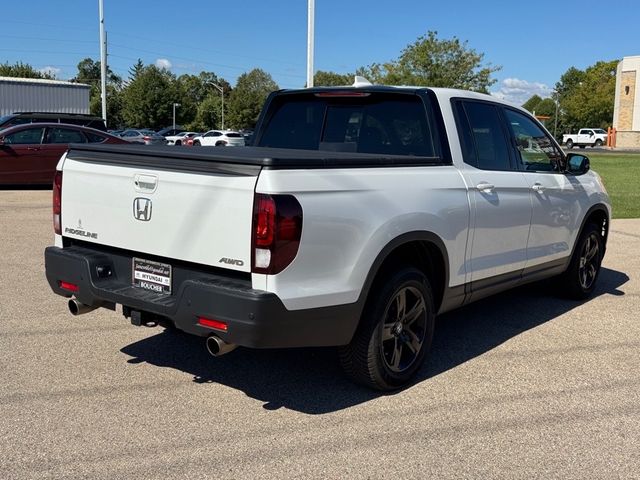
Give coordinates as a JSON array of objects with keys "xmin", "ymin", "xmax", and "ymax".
[
  {"xmin": 175, "ymin": 140, "xmax": 182, "ymax": 146},
  {"xmin": 339, "ymin": 267, "xmax": 435, "ymax": 391},
  {"xmin": 566, "ymin": 139, "xmax": 574, "ymax": 149},
  {"xmin": 560, "ymin": 223, "xmax": 604, "ymax": 300}
]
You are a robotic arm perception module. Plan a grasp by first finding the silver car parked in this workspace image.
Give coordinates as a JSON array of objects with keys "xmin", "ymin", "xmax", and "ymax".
[{"xmin": 120, "ymin": 129, "xmax": 167, "ymax": 145}]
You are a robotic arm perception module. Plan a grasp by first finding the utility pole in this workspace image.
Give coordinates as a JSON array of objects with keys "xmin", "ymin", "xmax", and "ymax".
[
  {"xmin": 99, "ymin": 0, "xmax": 107, "ymax": 126},
  {"xmin": 307, "ymin": 0, "xmax": 315, "ymax": 88},
  {"xmin": 172, "ymin": 103, "xmax": 181, "ymax": 131},
  {"xmin": 207, "ymin": 82, "xmax": 224, "ymax": 130}
]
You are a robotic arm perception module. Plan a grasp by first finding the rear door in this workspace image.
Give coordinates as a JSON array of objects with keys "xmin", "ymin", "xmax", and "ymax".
[
  {"xmin": 453, "ymin": 100, "xmax": 532, "ymax": 287},
  {"xmin": 0, "ymin": 126, "xmax": 46, "ymax": 184},
  {"xmin": 41, "ymin": 127, "xmax": 88, "ymax": 183},
  {"xmin": 60, "ymin": 152, "xmax": 260, "ymax": 272}
]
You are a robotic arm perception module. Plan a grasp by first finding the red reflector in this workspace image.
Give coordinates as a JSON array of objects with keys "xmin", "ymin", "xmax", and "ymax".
[
  {"xmin": 59, "ymin": 281, "xmax": 78, "ymax": 292},
  {"xmin": 198, "ymin": 317, "xmax": 228, "ymax": 332}
]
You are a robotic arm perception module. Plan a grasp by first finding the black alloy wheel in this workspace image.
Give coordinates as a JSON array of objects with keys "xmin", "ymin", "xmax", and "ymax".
[
  {"xmin": 560, "ymin": 223, "xmax": 604, "ymax": 299},
  {"xmin": 339, "ymin": 267, "xmax": 435, "ymax": 390}
]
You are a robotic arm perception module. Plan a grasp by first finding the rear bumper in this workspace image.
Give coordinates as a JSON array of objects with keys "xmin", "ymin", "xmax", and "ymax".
[{"xmin": 44, "ymin": 245, "xmax": 359, "ymax": 348}]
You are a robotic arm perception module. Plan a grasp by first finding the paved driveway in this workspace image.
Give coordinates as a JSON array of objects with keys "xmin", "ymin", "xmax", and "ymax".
[{"xmin": 1, "ymin": 190, "xmax": 638, "ymax": 479}]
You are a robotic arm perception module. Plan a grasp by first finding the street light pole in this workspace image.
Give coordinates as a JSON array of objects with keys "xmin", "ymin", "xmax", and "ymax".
[
  {"xmin": 207, "ymin": 82, "xmax": 224, "ymax": 130},
  {"xmin": 98, "ymin": 0, "xmax": 107, "ymax": 126},
  {"xmin": 553, "ymin": 90, "xmax": 559, "ymax": 138},
  {"xmin": 172, "ymin": 103, "xmax": 180, "ymax": 131},
  {"xmin": 307, "ymin": 0, "xmax": 315, "ymax": 88}
]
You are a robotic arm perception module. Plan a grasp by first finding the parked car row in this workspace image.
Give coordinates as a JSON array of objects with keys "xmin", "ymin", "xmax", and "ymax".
[
  {"xmin": 0, "ymin": 116, "xmax": 250, "ymax": 185},
  {"xmin": 106, "ymin": 127, "xmax": 250, "ymax": 147}
]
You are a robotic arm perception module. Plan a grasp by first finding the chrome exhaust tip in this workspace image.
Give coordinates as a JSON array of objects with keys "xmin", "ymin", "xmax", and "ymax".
[
  {"xmin": 205, "ymin": 335, "xmax": 237, "ymax": 357},
  {"xmin": 68, "ymin": 299, "xmax": 98, "ymax": 316}
]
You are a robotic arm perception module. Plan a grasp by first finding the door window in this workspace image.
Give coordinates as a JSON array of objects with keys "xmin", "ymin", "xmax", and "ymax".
[
  {"xmin": 3, "ymin": 127, "xmax": 45, "ymax": 144},
  {"xmin": 46, "ymin": 128, "xmax": 87, "ymax": 144},
  {"xmin": 454, "ymin": 101, "xmax": 512, "ymax": 170},
  {"xmin": 504, "ymin": 109, "xmax": 563, "ymax": 172}
]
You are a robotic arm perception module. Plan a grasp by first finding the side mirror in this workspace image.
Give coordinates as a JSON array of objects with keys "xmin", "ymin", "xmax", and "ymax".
[{"xmin": 566, "ymin": 153, "xmax": 590, "ymax": 175}]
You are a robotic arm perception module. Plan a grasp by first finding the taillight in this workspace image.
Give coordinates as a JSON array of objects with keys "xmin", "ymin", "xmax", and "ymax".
[
  {"xmin": 53, "ymin": 170, "xmax": 62, "ymax": 234},
  {"xmin": 251, "ymin": 193, "xmax": 302, "ymax": 274},
  {"xmin": 143, "ymin": 136, "xmax": 151, "ymax": 141}
]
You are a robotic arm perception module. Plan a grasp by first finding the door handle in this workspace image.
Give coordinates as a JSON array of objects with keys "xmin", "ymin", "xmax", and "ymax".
[
  {"xmin": 476, "ymin": 182, "xmax": 495, "ymax": 193},
  {"xmin": 27, "ymin": 147, "xmax": 41, "ymax": 151},
  {"xmin": 531, "ymin": 183, "xmax": 545, "ymax": 193}
]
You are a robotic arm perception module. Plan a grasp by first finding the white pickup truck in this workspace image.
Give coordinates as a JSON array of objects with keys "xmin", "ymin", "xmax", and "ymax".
[
  {"xmin": 563, "ymin": 128, "xmax": 608, "ymax": 149},
  {"xmin": 45, "ymin": 84, "xmax": 611, "ymax": 390}
]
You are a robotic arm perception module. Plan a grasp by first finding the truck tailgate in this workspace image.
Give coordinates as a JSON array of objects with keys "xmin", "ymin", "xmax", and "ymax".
[{"xmin": 60, "ymin": 153, "xmax": 260, "ymax": 273}]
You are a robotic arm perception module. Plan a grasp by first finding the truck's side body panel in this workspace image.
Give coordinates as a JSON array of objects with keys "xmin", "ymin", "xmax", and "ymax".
[{"xmin": 256, "ymin": 166, "xmax": 471, "ymax": 310}]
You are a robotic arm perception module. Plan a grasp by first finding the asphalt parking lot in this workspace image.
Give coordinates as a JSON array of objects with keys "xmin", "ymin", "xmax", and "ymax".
[{"xmin": 1, "ymin": 189, "xmax": 639, "ymax": 479}]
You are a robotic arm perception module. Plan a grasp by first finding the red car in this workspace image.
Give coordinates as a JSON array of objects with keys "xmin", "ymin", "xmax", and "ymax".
[{"xmin": 0, "ymin": 123, "xmax": 127, "ymax": 185}]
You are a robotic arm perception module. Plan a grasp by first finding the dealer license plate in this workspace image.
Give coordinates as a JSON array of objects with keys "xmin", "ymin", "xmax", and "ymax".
[{"xmin": 132, "ymin": 258, "xmax": 172, "ymax": 294}]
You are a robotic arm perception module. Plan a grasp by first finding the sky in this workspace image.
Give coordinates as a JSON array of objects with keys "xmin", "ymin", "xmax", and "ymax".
[{"xmin": 2, "ymin": 0, "xmax": 639, "ymax": 105}]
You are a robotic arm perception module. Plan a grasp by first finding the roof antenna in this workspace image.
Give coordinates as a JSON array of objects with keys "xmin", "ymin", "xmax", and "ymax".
[{"xmin": 353, "ymin": 76, "xmax": 372, "ymax": 87}]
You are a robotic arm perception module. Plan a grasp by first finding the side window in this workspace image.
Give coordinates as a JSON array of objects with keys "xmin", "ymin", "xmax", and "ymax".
[
  {"xmin": 85, "ymin": 132, "xmax": 107, "ymax": 143},
  {"xmin": 503, "ymin": 109, "xmax": 563, "ymax": 172},
  {"xmin": 46, "ymin": 128, "xmax": 87, "ymax": 144},
  {"xmin": 456, "ymin": 101, "xmax": 512, "ymax": 171},
  {"xmin": 3, "ymin": 127, "xmax": 45, "ymax": 145}
]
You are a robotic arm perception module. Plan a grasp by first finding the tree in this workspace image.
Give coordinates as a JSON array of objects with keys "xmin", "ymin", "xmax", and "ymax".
[
  {"xmin": 227, "ymin": 69, "xmax": 278, "ymax": 129},
  {"xmin": 73, "ymin": 57, "xmax": 121, "ymax": 88},
  {"xmin": 522, "ymin": 94, "xmax": 543, "ymax": 112},
  {"xmin": 176, "ymin": 72, "xmax": 231, "ymax": 129},
  {"xmin": 71, "ymin": 58, "xmax": 123, "ymax": 125},
  {"xmin": 120, "ymin": 65, "xmax": 180, "ymax": 129},
  {"xmin": 128, "ymin": 59, "xmax": 145, "ymax": 81},
  {"xmin": 359, "ymin": 31, "xmax": 500, "ymax": 92},
  {"xmin": 0, "ymin": 61, "xmax": 55, "ymax": 79},
  {"xmin": 313, "ymin": 71, "xmax": 353, "ymax": 86},
  {"xmin": 186, "ymin": 95, "xmax": 222, "ymax": 132},
  {"xmin": 554, "ymin": 61, "xmax": 617, "ymax": 133},
  {"xmin": 563, "ymin": 60, "xmax": 617, "ymax": 130}
]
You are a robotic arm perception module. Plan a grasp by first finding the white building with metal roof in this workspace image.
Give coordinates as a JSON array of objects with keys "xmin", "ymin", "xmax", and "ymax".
[{"xmin": 0, "ymin": 76, "xmax": 90, "ymax": 116}]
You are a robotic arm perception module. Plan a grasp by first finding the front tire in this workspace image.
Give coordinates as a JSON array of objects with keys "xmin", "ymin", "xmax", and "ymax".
[
  {"xmin": 594, "ymin": 139, "xmax": 603, "ymax": 147},
  {"xmin": 193, "ymin": 140, "xmax": 201, "ymax": 146},
  {"xmin": 560, "ymin": 223, "xmax": 604, "ymax": 299},
  {"xmin": 339, "ymin": 267, "xmax": 435, "ymax": 391}
]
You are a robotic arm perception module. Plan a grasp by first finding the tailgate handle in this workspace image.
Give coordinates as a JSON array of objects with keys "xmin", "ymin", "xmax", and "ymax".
[{"xmin": 134, "ymin": 174, "xmax": 158, "ymax": 192}]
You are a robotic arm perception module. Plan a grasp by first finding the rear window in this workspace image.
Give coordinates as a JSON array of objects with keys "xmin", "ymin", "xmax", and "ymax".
[
  {"xmin": 257, "ymin": 93, "xmax": 438, "ymax": 157},
  {"xmin": 225, "ymin": 132, "xmax": 242, "ymax": 138}
]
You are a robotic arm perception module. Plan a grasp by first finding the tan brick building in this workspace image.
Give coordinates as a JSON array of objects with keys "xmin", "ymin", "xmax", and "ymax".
[{"xmin": 613, "ymin": 56, "xmax": 640, "ymax": 148}]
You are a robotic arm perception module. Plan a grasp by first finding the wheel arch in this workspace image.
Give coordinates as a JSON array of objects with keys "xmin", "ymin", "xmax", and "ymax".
[
  {"xmin": 356, "ymin": 231, "xmax": 450, "ymax": 318},
  {"xmin": 572, "ymin": 204, "xmax": 610, "ymax": 259}
]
